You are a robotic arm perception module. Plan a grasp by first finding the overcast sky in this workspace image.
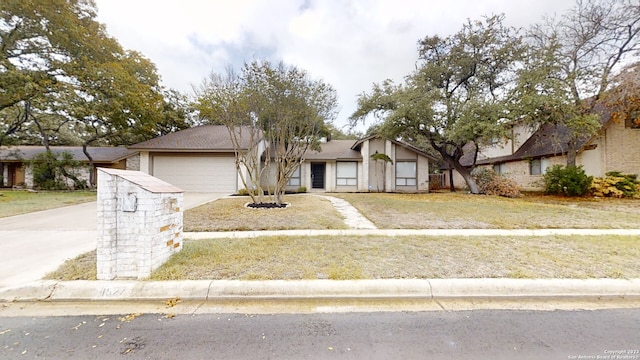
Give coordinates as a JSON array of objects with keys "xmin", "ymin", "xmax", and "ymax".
[{"xmin": 94, "ymin": 0, "xmax": 577, "ymax": 131}]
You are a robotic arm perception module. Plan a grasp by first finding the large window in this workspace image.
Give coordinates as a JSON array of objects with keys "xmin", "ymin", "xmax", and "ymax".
[
  {"xmin": 493, "ymin": 163, "xmax": 505, "ymax": 175},
  {"xmin": 396, "ymin": 161, "xmax": 417, "ymax": 186},
  {"xmin": 529, "ymin": 159, "xmax": 541, "ymax": 175},
  {"xmin": 336, "ymin": 162, "xmax": 357, "ymax": 186},
  {"xmin": 287, "ymin": 166, "xmax": 301, "ymax": 186}
]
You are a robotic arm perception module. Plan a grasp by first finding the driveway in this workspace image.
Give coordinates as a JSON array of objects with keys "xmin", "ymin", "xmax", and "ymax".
[{"xmin": 0, "ymin": 193, "xmax": 226, "ymax": 289}]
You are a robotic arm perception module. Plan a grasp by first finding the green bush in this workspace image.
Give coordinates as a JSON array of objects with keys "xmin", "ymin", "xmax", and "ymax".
[
  {"xmin": 30, "ymin": 150, "xmax": 89, "ymax": 190},
  {"xmin": 472, "ymin": 168, "xmax": 521, "ymax": 198},
  {"xmin": 296, "ymin": 186, "xmax": 307, "ymax": 193},
  {"xmin": 543, "ymin": 165, "xmax": 592, "ymax": 196},
  {"xmin": 591, "ymin": 171, "xmax": 639, "ymax": 198}
]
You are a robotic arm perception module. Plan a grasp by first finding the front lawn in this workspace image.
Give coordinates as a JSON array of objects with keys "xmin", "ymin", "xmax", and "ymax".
[
  {"xmin": 150, "ymin": 234, "xmax": 639, "ymax": 280},
  {"xmin": 184, "ymin": 194, "xmax": 348, "ymax": 231},
  {"xmin": 46, "ymin": 234, "xmax": 640, "ymax": 281},
  {"xmin": 0, "ymin": 190, "xmax": 96, "ymax": 218},
  {"xmin": 332, "ymin": 192, "xmax": 640, "ymax": 229}
]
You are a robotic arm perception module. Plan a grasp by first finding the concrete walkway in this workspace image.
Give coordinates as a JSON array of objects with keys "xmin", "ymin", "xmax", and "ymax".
[{"xmin": 314, "ymin": 195, "xmax": 377, "ymax": 229}]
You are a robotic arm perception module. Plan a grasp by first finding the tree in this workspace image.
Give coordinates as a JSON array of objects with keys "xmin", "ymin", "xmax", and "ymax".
[
  {"xmin": 524, "ymin": 0, "xmax": 640, "ymax": 166},
  {"xmin": 351, "ymin": 15, "xmax": 526, "ymax": 194},
  {"xmin": 606, "ymin": 61, "xmax": 640, "ymax": 128},
  {"xmin": 195, "ymin": 60, "xmax": 338, "ymax": 205},
  {"xmin": 1, "ymin": 0, "xmax": 190, "ymax": 186}
]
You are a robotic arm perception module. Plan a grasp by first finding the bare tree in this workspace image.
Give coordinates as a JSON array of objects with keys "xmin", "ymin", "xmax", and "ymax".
[{"xmin": 527, "ymin": 0, "xmax": 640, "ymax": 165}]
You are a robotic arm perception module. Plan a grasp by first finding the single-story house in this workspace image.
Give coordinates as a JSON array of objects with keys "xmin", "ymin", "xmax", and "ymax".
[
  {"xmin": 445, "ymin": 103, "xmax": 640, "ymax": 190},
  {"xmin": 128, "ymin": 125, "xmax": 437, "ymax": 193},
  {"xmin": 0, "ymin": 146, "xmax": 138, "ymax": 188}
]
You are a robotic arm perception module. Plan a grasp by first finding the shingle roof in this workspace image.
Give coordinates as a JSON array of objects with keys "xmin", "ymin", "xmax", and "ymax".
[
  {"xmin": 0, "ymin": 146, "xmax": 136, "ymax": 163},
  {"xmin": 457, "ymin": 102, "xmax": 613, "ymax": 167},
  {"xmin": 303, "ymin": 140, "xmax": 363, "ymax": 160},
  {"xmin": 352, "ymin": 135, "xmax": 439, "ymax": 161},
  {"xmin": 128, "ymin": 125, "xmax": 258, "ymax": 152}
]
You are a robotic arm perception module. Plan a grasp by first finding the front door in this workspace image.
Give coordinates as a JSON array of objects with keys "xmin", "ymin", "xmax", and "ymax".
[{"xmin": 311, "ymin": 163, "xmax": 325, "ymax": 189}]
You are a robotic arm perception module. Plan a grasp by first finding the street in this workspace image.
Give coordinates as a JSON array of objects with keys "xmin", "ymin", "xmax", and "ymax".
[{"xmin": 1, "ymin": 309, "xmax": 639, "ymax": 359}]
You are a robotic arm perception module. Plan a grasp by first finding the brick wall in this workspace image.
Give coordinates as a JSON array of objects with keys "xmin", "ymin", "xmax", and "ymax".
[
  {"xmin": 603, "ymin": 120, "xmax": 640, "ymax": 175},
  {"xmin": 97, "ymin": 168, "xmax": 183, "ymax": 280}
]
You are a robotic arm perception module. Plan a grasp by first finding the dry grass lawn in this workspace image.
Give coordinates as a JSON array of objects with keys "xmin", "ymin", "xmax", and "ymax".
[
  {"xmin": 332, "ymin": 192, "xmax": 640, "ymax": 229},
  {"xmin": 44, "ymin": 191, "xmax": 640, "ymax": 281},
  {"xmin": 47, "ymin": 235, "xmax": 640, "ymax": 281},
  {"xmin": 184, "ymin": 194, "xmax": 348, "ymax": 231},
  {"xmin": 0, "ymin": 190, "xmax": 96, "ymax": 218},
  {"xmin": 147, "ymin": 235, "xmax": 640, "ymax": 280}
]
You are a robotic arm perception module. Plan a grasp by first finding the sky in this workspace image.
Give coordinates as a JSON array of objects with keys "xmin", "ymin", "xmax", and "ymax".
[{"xmin": 94, "ymin": 0, "xmax": 577, "ymax": 131}]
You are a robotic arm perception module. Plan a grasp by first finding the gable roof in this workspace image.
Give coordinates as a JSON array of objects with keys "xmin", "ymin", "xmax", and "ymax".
[
  {"xmin": 0, "ymin": 146, "xmax": 136, "ymax": 163},
  {"xmin": 304, "ymin": 140, "xmax": 362, "ymax": 160},
  {"xmin": 352, "ymin": 135, "xmax": 439, "ymax": 161},
  {"xmin": 128, "ymin": 125, "xmax": 259, "ymax": 152}
]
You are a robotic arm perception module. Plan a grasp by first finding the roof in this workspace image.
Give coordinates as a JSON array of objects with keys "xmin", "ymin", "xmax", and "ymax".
[
  {"xmin": 98, "ymin": 168, "xmax": 183, "ymax": 193},
  {"xmin": 304, "ymin": 140, "xmax": 363, "ymax": 161},
  {"xmin": 128, "ymin": 125, "xmax": 259, "ymax": 152},
  {"xmin": 352, "ymin": 135, "xmax": 439, "ymax": 161},
  {"xmin": 0, "ymin": 146, "xmax": 136, "ymax": 163},
  {"xmin": 457, "ymin": 102, "xmax": 613, "ymax": 167}
]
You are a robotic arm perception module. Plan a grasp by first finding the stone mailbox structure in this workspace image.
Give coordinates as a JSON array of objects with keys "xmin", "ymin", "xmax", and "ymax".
[{"xmin": 97, "ymin": 168, "xmax": 184, "ymax": 280}]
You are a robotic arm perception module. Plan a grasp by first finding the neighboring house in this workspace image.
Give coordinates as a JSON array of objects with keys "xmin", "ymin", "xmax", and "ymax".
[
  {"xmin": 445, "ymin": 104, "xmax": 640, "ymax": 190},
  {"xmin": 0, "ymin": 146, "xmax": 138, "ymax": 188},
  {"xmin": 128, "ymin": 125, "xmax": 437, "ymax": 193}
]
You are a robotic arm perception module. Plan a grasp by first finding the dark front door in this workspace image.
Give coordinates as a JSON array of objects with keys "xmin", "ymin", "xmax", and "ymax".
[{"xmin": 311, "ymin": 163, "xmax": 325, "ymax": 189}]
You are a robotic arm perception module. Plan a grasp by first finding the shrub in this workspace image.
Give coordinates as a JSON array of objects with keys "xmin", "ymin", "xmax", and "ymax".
[
  {"xmin": 591, "ymin": 172, "xmax": 639, "ymax": 198},
  {"xmin": 543, "ymin": 165, "xmax": 592, "ymax": 196},
  {"xmin": 472, "ymin": 168, "xmax": 521, "ymax": 198},
  {"xmin": 30, "ymin": 150, "xmax": 87, "ymax": 190},
  {"xmin": 297, "ymin": 186, "xmax": 307, "ymax": 193}
]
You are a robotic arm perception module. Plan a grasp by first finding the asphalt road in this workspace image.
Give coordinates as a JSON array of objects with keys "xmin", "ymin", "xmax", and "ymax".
[{"xmin": 1, "ymin": 309, "xmax": 639, "ymax": 359}]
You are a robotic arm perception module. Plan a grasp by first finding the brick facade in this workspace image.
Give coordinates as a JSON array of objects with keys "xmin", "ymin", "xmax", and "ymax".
[{"xmin": 97, "ymin": 168, "xmax": 184, "ymax": 280}]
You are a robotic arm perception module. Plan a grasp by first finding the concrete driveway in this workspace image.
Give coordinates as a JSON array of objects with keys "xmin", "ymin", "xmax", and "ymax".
[{"xmin": 0, "ymin": 193, "xmax": 226, "ymax": 289}]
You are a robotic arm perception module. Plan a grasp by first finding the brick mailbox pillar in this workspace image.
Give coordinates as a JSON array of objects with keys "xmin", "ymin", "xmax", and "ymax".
[{"xmin": 97, "ymin": 168, "xmax": 184, "ymax": 280}]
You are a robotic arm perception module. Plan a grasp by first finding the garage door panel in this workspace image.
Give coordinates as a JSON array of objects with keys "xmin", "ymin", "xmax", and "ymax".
[{"xmin": 152, "ymin": 155, "xmax": 236, "ymax": 192}]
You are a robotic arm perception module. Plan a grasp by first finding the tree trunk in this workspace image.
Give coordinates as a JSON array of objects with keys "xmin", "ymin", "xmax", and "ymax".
[
  {"xmin": 437, "ymin": 148, "xmax": 480, "ymax": 194},
  {"xmin": 449, "ymin": 168, "xmax": 455, "ymax": 192},
  {"xmin": 452, "ymin": 161, "xmax": 480, "ymax": 194},
  {"xmin": 566, "ymin": 138, "xmax": 577, "ymax": 167},
  {"xmin": 82, "ymin": 143, "xmax": 96, "ymax": 187}
]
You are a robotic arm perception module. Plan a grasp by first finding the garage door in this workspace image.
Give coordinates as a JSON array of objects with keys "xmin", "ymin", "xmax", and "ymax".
[{"xmin": 152, "ymin": 155, "xmax": 237, "ymax": 193}]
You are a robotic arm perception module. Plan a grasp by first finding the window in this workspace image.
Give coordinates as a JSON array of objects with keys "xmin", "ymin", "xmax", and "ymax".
[
  {"xmin": 530, "ymin": 159, "xmax": 541, "ymax": 175},
  {"xmin": 336, "ymin": 162, "xmax": 357, "ymax": 186},
  {"xmin": 493, "ymin": 163, "xmax": 505, "ymax": 175},
  {"xmin": 287, "ymin": 166, "xmax": 301, "ymax": 186},
  {"xmin": 396, "ymin": 161, "xmax": 417, "ymax": 186}
]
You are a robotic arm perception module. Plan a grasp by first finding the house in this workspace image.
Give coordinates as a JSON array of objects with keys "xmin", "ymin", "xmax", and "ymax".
[
  {"xmin": 128, "ymin": 125, "xmax": 437, "ymax": 193},
  {"xmin": 445, "ymin": 103, "xmax": 640, "ymax": 190},
  {"xmin": 0, "ymin": 146, "xmax": 138, "ymax": 188}
]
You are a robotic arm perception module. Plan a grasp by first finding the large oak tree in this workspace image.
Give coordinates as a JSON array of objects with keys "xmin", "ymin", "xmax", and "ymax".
[
  {"xmin": 351, "ymin": 15, "xmax": 526, "ymax": 194},
  {"xmin": 1, "ymin": 0, "xmax": 191, "ymax": 185}
]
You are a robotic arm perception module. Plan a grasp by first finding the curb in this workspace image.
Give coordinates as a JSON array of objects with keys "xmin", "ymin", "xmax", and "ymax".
[{"xmin": 1, "ymin": 279, "xmax": 639, "ymax": 302}]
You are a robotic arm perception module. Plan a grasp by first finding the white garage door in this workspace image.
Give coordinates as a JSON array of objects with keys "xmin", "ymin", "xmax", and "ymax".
[{"xmin": 152, "ymin": 155, "xmax": 237, "ymax": 193}]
